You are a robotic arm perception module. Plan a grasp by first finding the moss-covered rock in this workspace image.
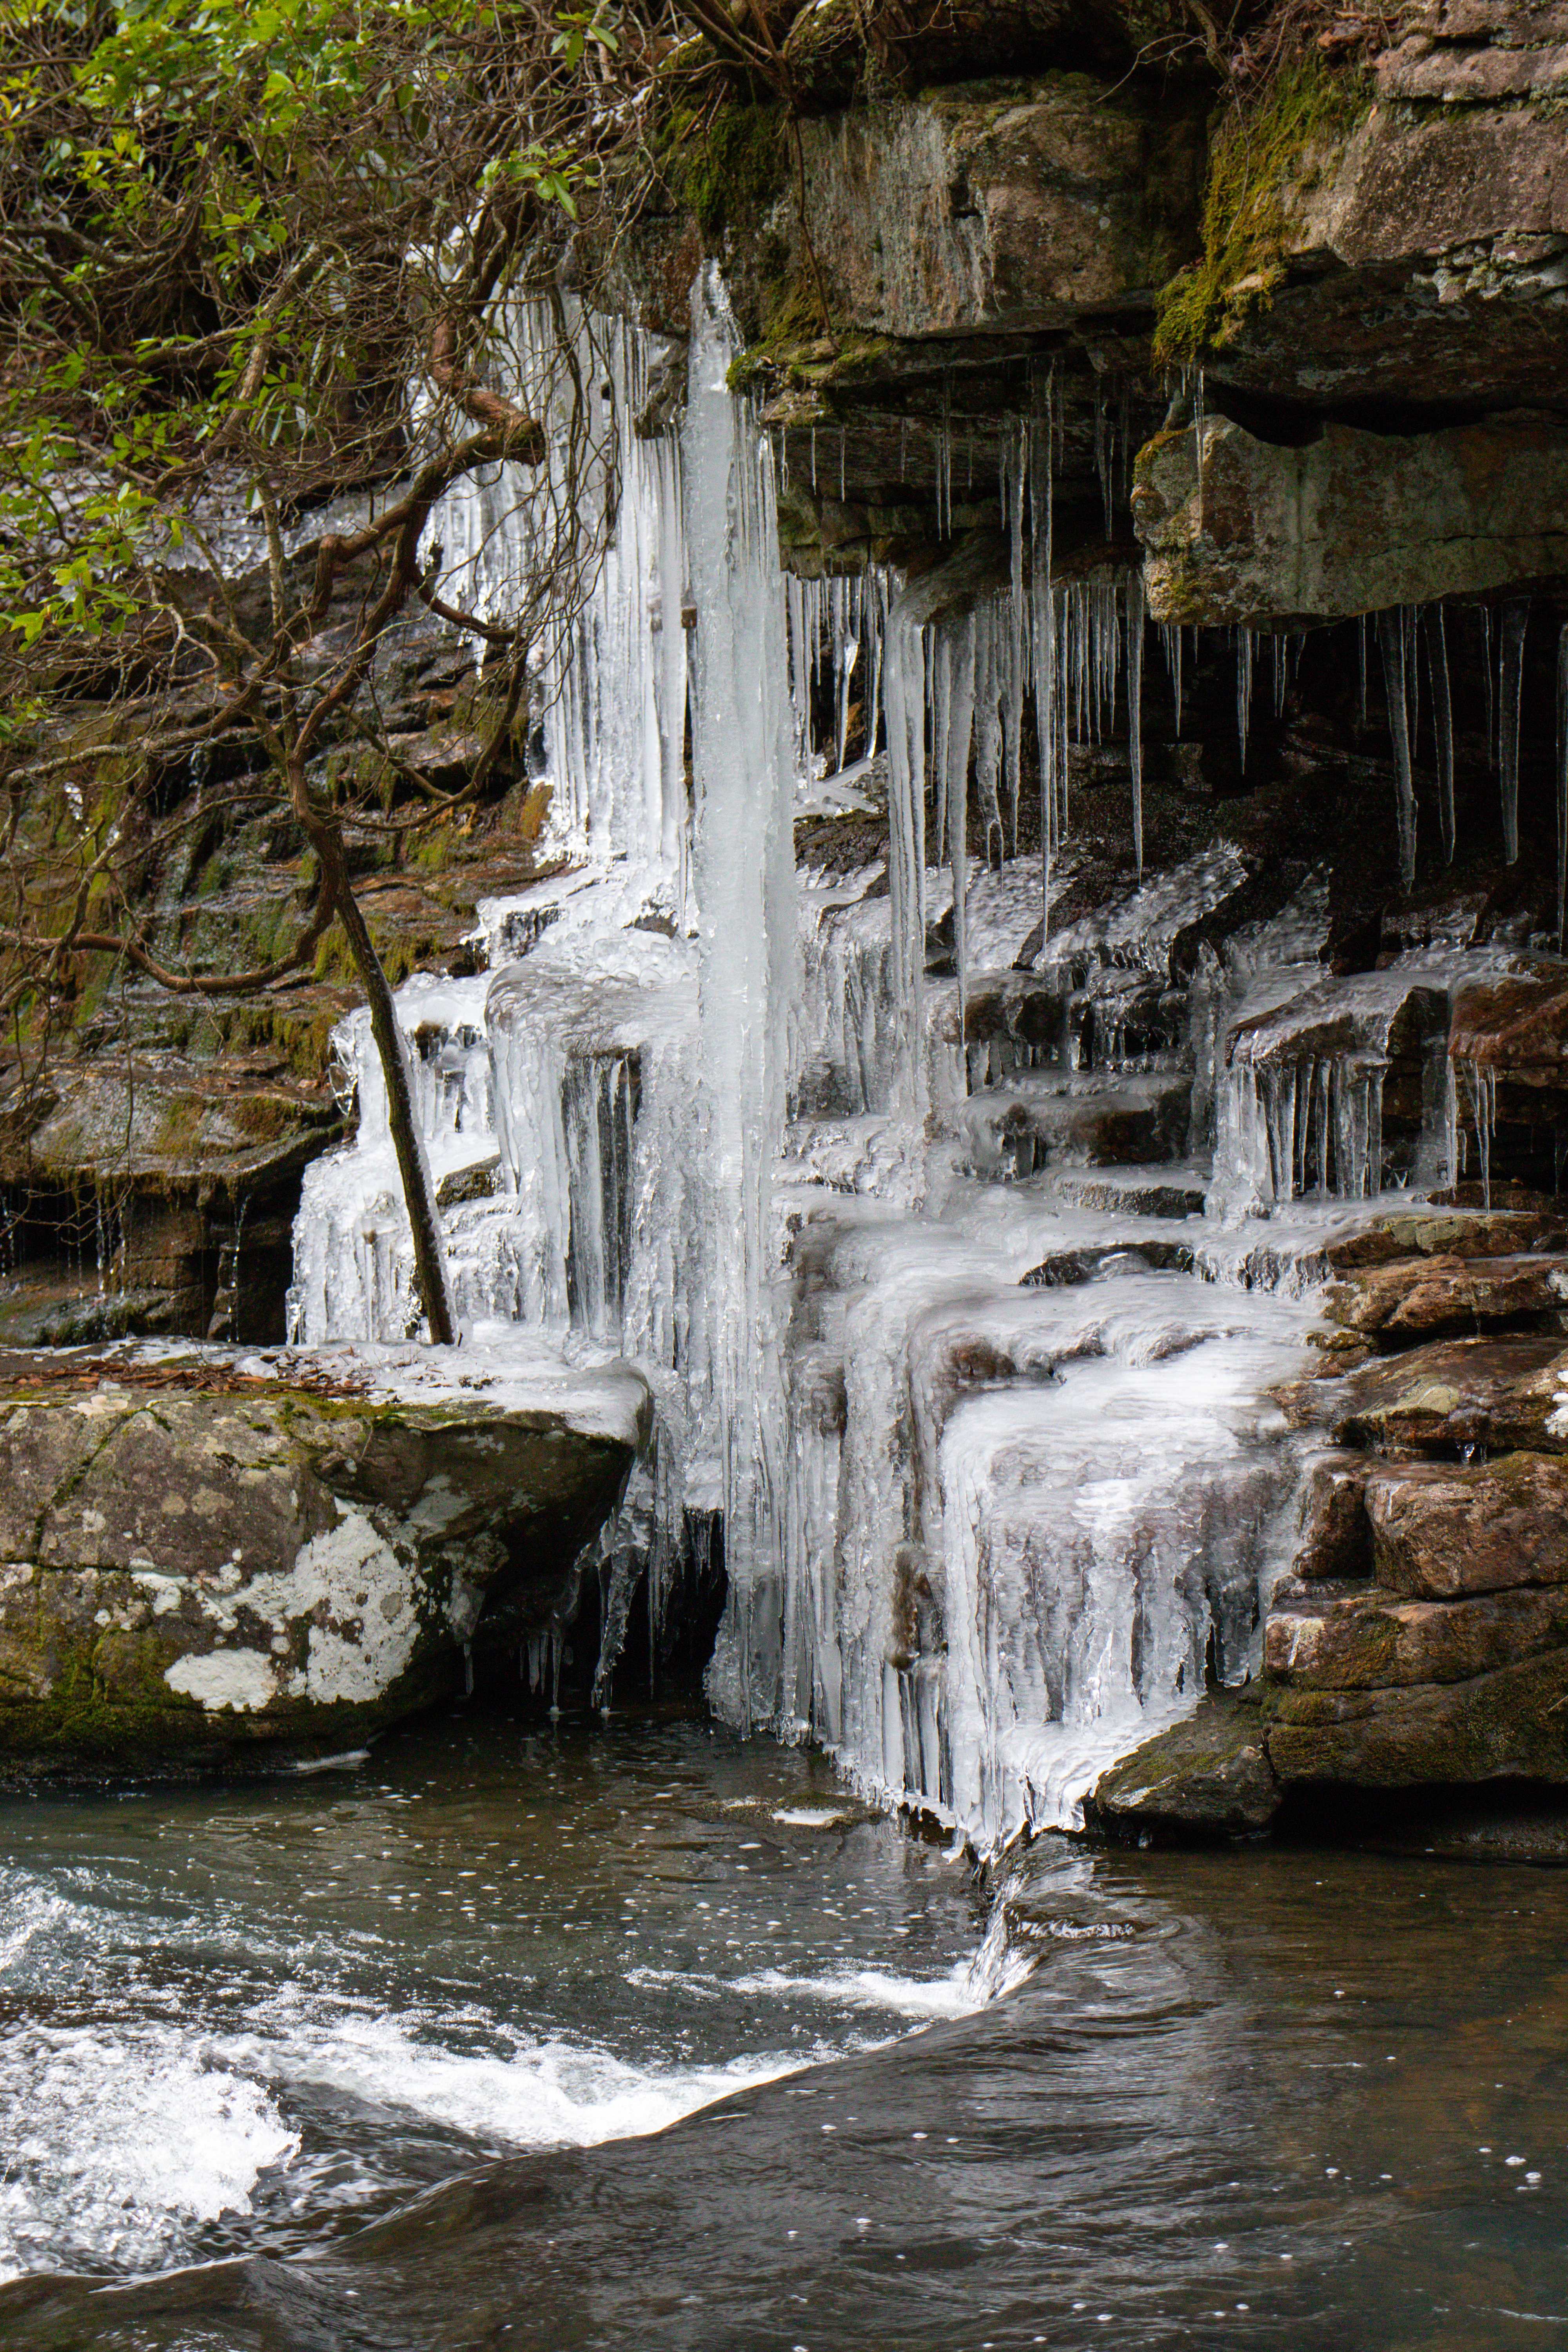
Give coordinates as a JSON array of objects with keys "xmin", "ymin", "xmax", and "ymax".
[
  {"xmin": 1262, "ymin": 1647, "xmax": 1568, "ymax": 1787},
  {"xmin": 0, "ymin": 1347, "xmax": 647, "ymax": 1769},
  {"xmin": 1090, "ymin": 1690, "xmax": 1280, "ymax": 1840}
]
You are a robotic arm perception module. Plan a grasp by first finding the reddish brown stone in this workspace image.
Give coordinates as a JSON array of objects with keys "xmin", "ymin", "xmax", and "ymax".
[
  {"xmin": 1266, "ymin": 1581, "xmax": 1568, "ymax": 1688},
  {"xmin": 1331, "ymin": 1335, "xmax": 1568, "ymax": 1456},
  {"xmin": 1363, "ymin": 1451, "xmax": 1568, "ymax": 1597},
  {"xmin": 1292, "ymin": 1452, "xmax": 1374, "ymax": 1583},
  {"xmin": 1323, "ymin": 1252, "xmax": 1568, "ymax": 1340}
]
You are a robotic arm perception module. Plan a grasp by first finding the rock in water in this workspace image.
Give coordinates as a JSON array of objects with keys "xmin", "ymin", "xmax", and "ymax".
[{"xmin": 0, "ymin": 1345, "xmax": 647, "ymax": 1766}]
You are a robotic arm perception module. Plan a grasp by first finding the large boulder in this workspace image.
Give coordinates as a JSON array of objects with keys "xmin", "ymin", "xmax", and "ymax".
[
  {"xmin": 0, "ymin": 1343, "xmax": 648, "ymax": 1767},
  {"xmin": 1090, "ymin": 1690, "xmax": 1280, "ymax": 1839}
]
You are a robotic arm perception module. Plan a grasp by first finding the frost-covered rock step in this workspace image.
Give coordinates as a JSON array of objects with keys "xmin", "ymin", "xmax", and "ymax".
[
  {"xmin": 1044, "ymin": 1163, "xmax": 1210, "ymax": 1220},
  {"xmin": 0, "ymin": 1339, "xmax": 648, "ymax": 1766},
  {"xmin": 781, "ymin": 1226, "xmax": 1317, "ymax": 1844},
  {"xmin": 938, "ymin": 1325, "xmax": 1310, "ymax": 1835},
  {"xmin": 946, "ymin": 1070, "xmax": 1193, "ymax": 1178}
]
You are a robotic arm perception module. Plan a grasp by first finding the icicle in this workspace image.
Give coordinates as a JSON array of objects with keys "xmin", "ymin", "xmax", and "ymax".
[
  {"xmin": 1500, "ymin": 598, "xmax": 1528, "ymax": 865},
  {"xmin": 932, "ymin": 631, "xmax": 952, "ymax": 861},
  {"xmin": 1272, "ymin": 632, "xmax": 1287, "ymax": 717},
  {"xmin": 1127, "ymin": 570, "xmax": 1145, "ymax": 878},
  {"xmin": 947, "ymin": 613, "xmax": 977, "ymax": 1024},
  {"xmin": 839, "ymin": 425, "xmax": 846, "ymax": 503},
  {"xmin": 1161, "ymin": 621, "xmax": 1183, "ymax": 738},
  {"xmin": 1094, "ymin": 378, "xmax": 1112, "ymax": 538},
  {"xmin": 681, "ymin": 263, "xmax": 797, "ymax": 1623},
  {"xmin": 1357, "ymin": 614, "xmax": 1368, "ymax": 732},
  {"xmin": 883, "ymin": 608, "xmax": 928, "ymax": 1112},
  {"xmin": 1482, "ymin": 604, "xmax": 1496, "ymax": 762},
  {"xmin": 1377, "ymin": 606, "xmax": 1417, "ymax": 893},
  {"xmin": 1004, "ymin": 416, "xmax": 1026, "ymax": 851},
  {"xmin": 1461, "ymin": 1059, "xmax": 1496, "ymax": 1209},
  {"xmin": 972, "ymin": 601, "xmax": 1004, "ymax": 867},
  {"xmin": 1555, "ymin": 620, "xmax": 1568, "ymax": 951},
  {"xmin": 1029, "ymin": 402, "xmax": 1055, "ymax": 945},
  {"xmin": 1236, "ymin": 629, "xmax": 1254, "ymax": 771},
  {"xmin": 1425, "ymin": 605, "xmax": 1455, "ymax": 866}
]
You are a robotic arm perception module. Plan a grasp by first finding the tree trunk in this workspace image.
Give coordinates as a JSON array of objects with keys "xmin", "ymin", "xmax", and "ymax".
[{"xmin": 334, "ymin": 877, "xmax": 457, "ymax": 1349}]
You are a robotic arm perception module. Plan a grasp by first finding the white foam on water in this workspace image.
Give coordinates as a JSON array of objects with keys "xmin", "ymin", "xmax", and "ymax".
[
  {"xmin": 216, "ymin": 2004, "xmax": 804, "ymax": 2153},
  {"xmin": 0, "ymin": 2022, "xmax": 298, "ymax": 2283},
  {"xmin": 728, "ymin": 1961, "xmax": 1016, "ymax": 2019}
]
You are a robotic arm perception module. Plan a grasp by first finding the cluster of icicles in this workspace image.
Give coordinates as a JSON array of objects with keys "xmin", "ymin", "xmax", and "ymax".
[{"xmin": 286, "ymin": 288, "xmax": 1554, "ymax": 1845}]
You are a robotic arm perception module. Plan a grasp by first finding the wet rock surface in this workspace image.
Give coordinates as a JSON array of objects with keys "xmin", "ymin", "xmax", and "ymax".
[
  {"xmin": 1095, "ymin": 1295, "xmax": 1568, "ymax": 1837},
  {"xmin": 0, "ymin": 1349, "xmax": 646, "ymax": 1767}
]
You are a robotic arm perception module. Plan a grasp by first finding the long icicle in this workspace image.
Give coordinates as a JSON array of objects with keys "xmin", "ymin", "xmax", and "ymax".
[
  {"xmin": 1426, "ymin": 605, "xmax": 1455, "ymax": 865},
  {"xmin": 947, "ymin": 612, "xmax": 977, "ymax": 1031},
  {"xmin": 1030, "ymin": 394, "xmax": 1054, "ymax": 947},
  {"xmin": 1127, "ymin": 568, "xmax": 1145, "ymax": 878},
  {"xmin": 1500, "ymin": 598, "xmax": 1529, "ymax": 865},
  {"xmin": 1557, "ymin": 620, "xmax": 1568, "ymax": 949},
  {"xmin": 1377, "ymin": 606, "xmax": 1417, "ymax": 892}
]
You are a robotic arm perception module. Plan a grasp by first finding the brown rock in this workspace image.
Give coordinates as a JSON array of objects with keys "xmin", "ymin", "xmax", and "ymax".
[
  {"xmin": 1138, "ymin": 410, "xmax": 1568, "ymax": 629},
  {"xmin": 1263, "ymin": 1648, "xmax": 1568, "ymax": 1785},
  {"xmin": 1266, "ymin": 1581, "xmax": 1568, "ymax": 1688},
  {"xmin": 1321, "ymin": 1209, "xmax": 1568, "ymax": 1270},
  {"xmin": 1377, "ymin": 39, "xmax": 1568, "ymax": 100},
  {"xmin": 1363, "ymin": 1450, "xmax": 1568, "ymax": 1596},
  {"xmin": 795, "ymin": 76, "xmax": 1205, "ymax": 340},
  {"xmin": 1323, "ymin": 1252, "xmax": 1568, "ymax": 1341},
  {"xmin": 1292, "ymin": 1451, "xmax": 1374, "ymax": 1583},
  {"xmin": 1399, "ymin": 1, "xmax": 1568, "ymax": 35},
  {"xmin": 1331, "ymin": 1334, "xmax": 1568, "ymax": 1455},
  {"xmin": 1091, "ymin": 1691, "xmax": 1280, "ymax": 1839},
  {"xmin": 1450, "ymin": 968, "xmax": 1568, "ymax": 1089}
]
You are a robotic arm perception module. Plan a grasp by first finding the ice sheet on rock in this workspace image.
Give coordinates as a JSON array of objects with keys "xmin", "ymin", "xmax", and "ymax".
[
  {"xmin": 767, "ymin": 1232, "xmax": 1311, "ymax": 1844},
  {"xmin": 289, "ymin": 974, "xmax": 497, "ymax": 1347},
  {"xmin": 1211, "ymin": 944, "xmax": 1532, "ymax": 1216},
  {"xmin": 941, "ymin": 1339, "xmax": 1296, "ymax": 1833},
  {"xmin": 964, "ymin": 857, "xmax": 1067, "ymax": 976},
  {"xmin": 236, "ymin": 1333, "xmax": 650, "ymax": 1448},
  {"xmin": 1024, "ymin": 845, "xmax": 1250, "ymax": 980}
]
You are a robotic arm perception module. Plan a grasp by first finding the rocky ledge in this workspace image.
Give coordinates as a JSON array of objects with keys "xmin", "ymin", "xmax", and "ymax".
[
  {"xmin": 0, "ymin": 1341, "xmax": 648, "ymax": 1769},
  {"xmin": 1092, "ymin": 1205, "xmax": 1568, "ymax": 1841}
]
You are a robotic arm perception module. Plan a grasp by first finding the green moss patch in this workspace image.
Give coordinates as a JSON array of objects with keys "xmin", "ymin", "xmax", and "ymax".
[
  {"xmin": 659, "ymin": 101, "xmax": 788, "ymax": 242},
  {"xmin": 1154, "ymin": 53, "xmax": 1371, "ymax": 365}
]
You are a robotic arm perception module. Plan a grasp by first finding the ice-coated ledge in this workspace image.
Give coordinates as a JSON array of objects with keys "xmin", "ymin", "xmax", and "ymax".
[{"xmin": 235, "ymin": 1330, "xmax": 653, "ymax": 1450}]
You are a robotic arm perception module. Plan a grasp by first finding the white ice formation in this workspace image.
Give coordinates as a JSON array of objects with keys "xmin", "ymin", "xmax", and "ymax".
[{"xmin": 286, "ymin": 275, "xmax": 1533, "ymax": 1849}]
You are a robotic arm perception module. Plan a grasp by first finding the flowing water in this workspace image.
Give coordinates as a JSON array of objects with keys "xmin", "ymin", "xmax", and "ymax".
[{"xmin": 3, "ymin": 1713, "xmax": 1568, "ymax": 2349}]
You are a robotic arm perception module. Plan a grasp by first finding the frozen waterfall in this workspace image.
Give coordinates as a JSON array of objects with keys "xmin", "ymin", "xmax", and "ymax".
[{"xmin": 286, "ymin": 277, "xmax": 1526, "ymax": 1850}]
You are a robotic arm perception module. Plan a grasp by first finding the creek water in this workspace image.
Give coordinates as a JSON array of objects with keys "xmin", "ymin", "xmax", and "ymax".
[{"xmin": 2, "ymin": 1709, "xmax": 1567, "ymax": 2350}]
